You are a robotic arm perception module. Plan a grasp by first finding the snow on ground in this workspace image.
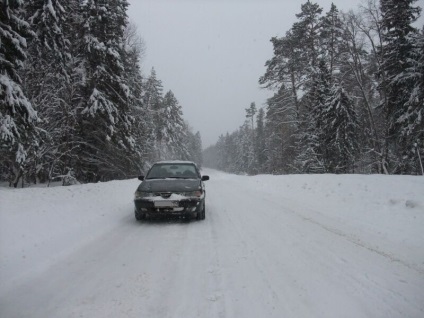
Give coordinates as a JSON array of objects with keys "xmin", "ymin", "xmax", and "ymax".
[{"xmin": 0, "ymin": 169, "xmax": 423, "ymax": 318}]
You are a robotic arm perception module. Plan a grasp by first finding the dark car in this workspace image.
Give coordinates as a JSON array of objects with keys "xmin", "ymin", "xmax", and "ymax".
[{"xmin": 134, "ymin": 161, "xmax": 209, "ymax": 221}]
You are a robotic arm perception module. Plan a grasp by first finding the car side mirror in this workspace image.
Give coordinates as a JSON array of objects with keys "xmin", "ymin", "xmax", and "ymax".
[
  {"xmin": 138, "ymin": 176, "xmax": 145, "ymax": 181},
  {"xmin": 201, "ymin": 175, "xmax": 209, "ymax": 181}
]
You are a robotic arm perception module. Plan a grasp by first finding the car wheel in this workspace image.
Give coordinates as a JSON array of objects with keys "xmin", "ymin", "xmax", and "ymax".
[
  {"xmin": 197, "ymin": 203, "xmax": 205, "ymax": 220},
  {"xmin": 135, "ymin": 209, "xmax": 146, "ymax": 221}
]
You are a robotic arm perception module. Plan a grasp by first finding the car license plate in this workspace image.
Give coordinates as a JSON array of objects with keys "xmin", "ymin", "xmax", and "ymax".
[{"xmin": 154, "ymin": 201, "xmax": 178, "ymax": 208}]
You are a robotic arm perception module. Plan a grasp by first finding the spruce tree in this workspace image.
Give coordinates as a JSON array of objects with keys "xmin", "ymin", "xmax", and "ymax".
[
  {"xmin": 123, "ymin": 22, "xmax": 147, "ymax": 172},
  {"xmin": 389, "ymin": 26, "xmax": 424, "ymax": 174},
  {"xmin": 263, "ymin": 86, "xmax": 297, "ymax": 174},
  {"xmin": 395, "ymin": 28, "xmax": 424, "ymax": 174},
  {"xmin": 295, "ymin": 60, "xmax": 331, "ymax": 173},
  {"xmin": 255, "ymin": 108, "xmax": 267, "ymax": 172},
  {"xmin": 161, "ymin": 90, "xmax": 189, "ymax": 160},
  {"xmin": 192, "ymin": 131, "xmax": 203, "ymax": 167},
  {"xmin": 143, "ymin": 68, "xmax": 164, "ymax": 161},
  {"xmin": 22, "ymin": 0, "xmax": 77, "ymax": 184},
  {"xmin": 77, "ymin": 0, "xmax": 135, "ymax": 181},
  {"xmin": 380, "ymin": 0, "xmax": 421, "ymax": 173},
  {"xmin": 26, "ymin": 0, "xmax": 68, "ymax": 68},
  {"xmin": 320, "ymin": 3, "xmax": 344, "ymax": 82},
  {"xmin": 322, "ymin": 83, "xmax": 359, "ymax": 173},
  {"xmin": 0, "ymin": 0, "xmax": 38, "ymax": 186}
]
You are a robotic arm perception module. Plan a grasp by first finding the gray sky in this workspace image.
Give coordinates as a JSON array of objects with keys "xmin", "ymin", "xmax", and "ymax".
[{"xmin": 126, "ymin": 0, "xmax": 424, "ymax": 149}]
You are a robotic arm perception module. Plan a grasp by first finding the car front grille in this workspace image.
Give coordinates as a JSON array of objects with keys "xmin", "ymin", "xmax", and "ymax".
[{"xmin": 156, "ymin": 192, "xmax": 172, "ymax": 198}]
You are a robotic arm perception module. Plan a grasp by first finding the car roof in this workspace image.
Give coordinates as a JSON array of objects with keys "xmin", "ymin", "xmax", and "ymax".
[{"xmin": 154, "ymin": 160, "xmax": 196, "ymax": 165}]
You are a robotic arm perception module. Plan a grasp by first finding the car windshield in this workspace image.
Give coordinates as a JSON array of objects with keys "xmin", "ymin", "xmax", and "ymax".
[{"xmin": 146, "ymin": 163, "xmax": 199, "ymax": 179}]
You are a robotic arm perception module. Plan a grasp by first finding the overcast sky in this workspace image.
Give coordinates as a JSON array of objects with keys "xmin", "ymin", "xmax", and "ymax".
[{"xmin": 126, "ymin": 0, "xmax": 424, "ymax": 149}]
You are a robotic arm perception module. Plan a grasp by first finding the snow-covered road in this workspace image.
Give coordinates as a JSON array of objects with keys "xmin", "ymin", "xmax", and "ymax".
[{"xmin": 1, "ymin": 169, "xmax": 423, "ymax": 318}]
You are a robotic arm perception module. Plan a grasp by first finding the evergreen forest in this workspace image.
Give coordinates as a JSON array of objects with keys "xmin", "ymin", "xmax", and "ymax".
[
  {"xmin": 1, "ymin": 0, "xmax": 203, "ymax": 187},
  {"xmin": 204, "ymin": 0, "xmax": 424, "ymax": 176}
]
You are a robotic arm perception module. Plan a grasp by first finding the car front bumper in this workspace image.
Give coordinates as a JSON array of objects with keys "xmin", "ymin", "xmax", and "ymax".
[{"xmin": 134, "ymin": 197, "xmax": 203, "ymax": 218}]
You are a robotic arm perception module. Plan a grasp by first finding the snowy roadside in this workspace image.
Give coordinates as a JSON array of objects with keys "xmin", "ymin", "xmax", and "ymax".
[
  {"xmin": 0, "ymin": 178, "xmax": 141, "ymax": 290},
  {"xmin": 208, "ymin": 170, "xmax": 424, "ymax": 274}
]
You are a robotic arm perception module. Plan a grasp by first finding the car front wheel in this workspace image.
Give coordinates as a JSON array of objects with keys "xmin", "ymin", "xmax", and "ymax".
[
  {"xmin": 135, "ymin": 209, "xmax": 146, "ymax": 221},
  {"xmin": 197, "ymin": 203, "xmax": 205, "ymax": 220}
]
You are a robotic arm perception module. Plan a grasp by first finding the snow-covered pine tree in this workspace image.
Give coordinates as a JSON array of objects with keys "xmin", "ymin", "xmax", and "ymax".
[
  {"xmin": 260, "ymin": 1, "xmax": 325, "ymax": 174},
  {"xmin": 322, "ymin": 83, "xmax": 359, "ymax": 173},
  {"xmin": 320, "ymin": 3, "xmax": 344, "ymax": 83},
  {"xmin": 254, "ymin": 108, "xmax": 267, "ymax": 173},
  {"xmin": 214, "ymin": 135, "xmax": 226, "ymax": 171},
  {"xmin": 291, "ymin": 1, "xmax": 323, "ymax": 79},
  {"xmin": 295, "ymin": 60, "xmax": 331, "ymax": 173},
  {"xmin": 220, "ymin": 133, "xmax": 236, "ymax": 173},
  {"xmin": 245, "ymin": 102, "xmax": 257, "ymax": 174},
  {"xmin": 77, "ymin": 0, "xmax": 136, "ymax": 181},
  {"xmin": 123, "ymin": 21, "xmax": 148, "ymax": 172},
  {"xmin": 0, "ymin": 0, "xmax": 38, "ymax": 187},
  {"xmin": 338, "ymin": 7, "xmax": 387, "ymax": 174},
  {"xmin": 245, "ymin": 102, "xmax": 256, "ymax": 130},
  {"xmin": 192, "ymin": 131, "xmax": 203, "ymax": 167},
  {"xmin": 263, "ymin": 85, "xmax": 297, "ymax": 174},
  {"xmin": 392, "ymin": 27, "xmax": 424, "ymax": 174},
  {"xmin": 263, "ymin": 93, "xmax": 284, "ymax": 174},
  {"xmin": 22, "ymin": 0, "xmax": 77, "ymax": 184},
  {"xmin": 259, "ymin": 32, "xmax": 302, "ymax": 119},
  {"xmin": 228, "ymin": 121, "xmax": 254, "ymax": 175},
  {"xmin": 202, "ymin": 143, "xmax": 219, "ymax": 169},
  {"xmin": 25, "ymin": 0, "xmax": 68, "ymax": 68},
  {"xmin": 389, "ymin": 26, "xmax": 424, "ymax": 175},
  {"xmin": 184, "ymin": 128, "xmax": 202, "ymax": 167},
  {"xmin": 161, "ymin": 90, "xmax": 189, "ymax": 160},
  {"xmin": 142, "ymin": 67, "xmax": 164, "ymax": 162},
  {"xmin": 380, "ymin": 0, "xmax": 421, "ymax": 173}
]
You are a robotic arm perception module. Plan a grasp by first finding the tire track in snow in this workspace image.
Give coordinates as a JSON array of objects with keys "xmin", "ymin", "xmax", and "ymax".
[
  {"xmin": 299, "ymin": 214, "xmax": 424, "ymax": 275},
  {"xmin": 205, "ymin": 208, "xmax": 229, "ymax": 318},
  {"xmin": 207, "ymin": 181, "xmax": 306, "ymax": 318}
]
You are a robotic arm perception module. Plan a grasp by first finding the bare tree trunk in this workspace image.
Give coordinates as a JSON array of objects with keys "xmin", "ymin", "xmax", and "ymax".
[
  {"xmin": 12, "ymin": 166, "xmax": 23, "ymax": 188},
  {"xmin": 418, "ymin": 144, "xmax": 424, "ymax": 175}
]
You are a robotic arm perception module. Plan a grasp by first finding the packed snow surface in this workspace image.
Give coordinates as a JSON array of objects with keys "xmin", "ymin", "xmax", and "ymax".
[{"xmin": 1, "ymin": 169, "xmax": 423, "ymax": 318}]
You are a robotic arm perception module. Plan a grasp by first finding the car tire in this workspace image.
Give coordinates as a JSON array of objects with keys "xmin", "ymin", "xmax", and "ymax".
[
  {"xmin": 135, "ymin": 209, "xmax": 146, "ymax": 221},
  {"xmin": 197, "ymin": 203, "xmax": 206, "ymax": 220}
]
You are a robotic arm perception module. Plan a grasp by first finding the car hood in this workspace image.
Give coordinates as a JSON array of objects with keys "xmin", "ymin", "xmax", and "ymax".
[{"xmin": 138, "ymin": 179, "xmax": 201, "ymax": 193}]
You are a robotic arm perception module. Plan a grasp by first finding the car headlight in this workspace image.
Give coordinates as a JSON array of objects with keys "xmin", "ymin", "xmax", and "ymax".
[
  {"xmin": 184, "ymin": 190, "xmax": 203, "ymax": 197},
  {"xmin": 134, "ymin": 191, "xmax": 153, "ymax": 199}
]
